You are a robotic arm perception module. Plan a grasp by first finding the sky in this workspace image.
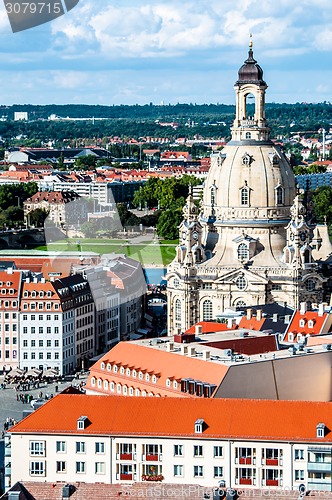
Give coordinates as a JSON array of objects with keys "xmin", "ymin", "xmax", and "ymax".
[{"xmin": 0, "ymin": 0, "xmax": 332, "ymax": 105}]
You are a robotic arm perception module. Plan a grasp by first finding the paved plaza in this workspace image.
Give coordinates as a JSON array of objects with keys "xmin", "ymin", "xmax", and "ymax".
[{"xmin": 0, "ymin": 374, "xmax": 88, "ymax": 433}]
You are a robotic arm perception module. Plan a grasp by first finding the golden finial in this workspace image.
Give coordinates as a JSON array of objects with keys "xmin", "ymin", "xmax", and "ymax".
[{"xmin": 249, "ymin": 33, "xmax": 253, "ymax": 48}]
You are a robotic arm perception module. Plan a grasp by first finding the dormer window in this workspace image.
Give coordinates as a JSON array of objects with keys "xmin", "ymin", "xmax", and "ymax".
[
  {"xmin": 152, "ymin": 375, "xmax": 157, "ymax": 384},
  {"xmin": 145, "ymin": 373, "xmax": 150, "ymax": 382},
  {"xmin": 91, "ymin": 377, "xmax": 96, "ymax": 387},
  {"xmin": 100, "ymin": 362, "xmax": 105, "ymax": 370},
  {"xmin": 120, "ymin": 367, "xmax": 125, "ymax": 375},
  {"xmin": 195, "ymin": 419, "xmax": 204, "ymax": 434},
  {"xmin": 106, "ymin": 363, "xmax": 111, "ymax": 371},
  {"xmin": 132, "ymin": 370, "xmax": 137, "ymax": 378},
  {"xmin": 299, "ymin": 319, "xmax": 306, "ymax": 328},
  {"xmin": 317, "ymin": 423, "xmax": 326, "ymax": 438},
  {"xmin": 31, "ymin": 291, "xmax": 36, "ymax": 298},
  {"xmin": 113, "ymin": 365, "xmax": 118, "ymax": 373},
  {"xmin": 166, "ymin": 378, "xmax": 171, "ymax": 387},
  {"xmin": 126, "ymin": 368, "xmax": 131, "ymax": 376},
  {"xmin": 77, "ymin": 416, "xmax": 89, "ymax": 430},
  {"xmin": 139, "ymin": 371, "xmax": 143, "ymax": 380},
  {"xmin": 173, "ymin": 381, "xmax": 178, "ymax": 389},
  {"xmin": 308, "ymin": 320, "xmax": 315, "ymax": 329},
  {"xmin": 24, "ymin": 291, "xmax": 29, "ymax": 297}
]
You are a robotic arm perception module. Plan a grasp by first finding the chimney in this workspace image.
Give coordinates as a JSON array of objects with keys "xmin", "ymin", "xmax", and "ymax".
[
  {"xmin": 41, "ymin": 277, "xmax": 46, "ymax": 284},
  {"xmin": 167, "ymin": 342, "xmax": 174, "ymax": 352},
  {"xmin": 181, "ymin": 345, "xmax": 188, "ymax": 356},
  {"xmin": 300, "ymin": 302, "xmax": 307, "ymax": 315},
  {"xmin": 202, "ymin": 350, "xmax": 210, "ymax": 361},
  {"xmin": 188, "ymin": 346, "xmax": 196, "ymax": 357},
  {"xmin": 273, "ymin": 313, "xmax": 278, "ymax": 323},
  {"xmin": 246, "ymin": 308, "xmax": 252, "ymax": 320},
  {"xmin": 7, "ymin": 268, "xmax": 13, "ymax": 275},
  {"xmin": 256, "ymin": 309, "xmax": 262, "ymax": 321},
  {"xmin": 176, "ymin": 328, "xmax": 181, "ymax": 336},
  {"xmin": 318, "ymin": 303, "xmax": 325, "ymax": 317},
  {"xmin": 195, "ymin": 324, "xmax": 203, "ymax": 336},
  {"xmin": 284, "ymin": 314, "xmax": 290, "ymax": 324},
  {"xmin": 227, "ymin": 318, "xmax": 235, "ymax": 329},
  {"xmin": 33, "ymin": 277, "xmax": 38, "ymax": 284},
  {"xmin": 25, "ymin": 278, "xmax": 30, "ymax": 284}
]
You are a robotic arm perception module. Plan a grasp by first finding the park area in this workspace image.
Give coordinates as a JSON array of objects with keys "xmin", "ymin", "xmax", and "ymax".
[{"xmin": 37, "ymin": 237, "xmax": 177, "ymax": 267}]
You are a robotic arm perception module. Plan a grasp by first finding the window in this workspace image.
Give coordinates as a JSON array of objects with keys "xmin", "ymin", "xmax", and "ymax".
[
  {"xmin": 295, "ymin": 470, "xmax": 305, "ymax": 481},
  {"xmin": 76, "ymin": 461, "xmax": 86, "ymax": 473},
  {"xmin": 31, "ymin": 340, "xmax": 35, "ymax": 347},
  {"xmin": 276, "ymin": 186, "xmax": 283, "ymax": 205},
  {"xmin": 23, "ymin": 340, "xmax": 28, "ymax": 347},
  {"xmin": 214, "ymin": 446, "xmax": 223, "ymax": 458},
  {"xmin": 194, "ymin": 465, "xmax": 203, "ymax": 477},
  {"xmin": 95, "ymin": 442, "xmax": 105, "ymax": 454},
  {"xmin": 54, "ymin": 340, "xmax": 59, "ymax": 347},
  {"xmin": 202, "ymin": 300, "xmax": 213, "ymax": 321},
  {"xmin": 240, "ymin": 186, "xmax": 249, "ymax": 206},
  {"xmin": 76, "ymin": 442, "xmax": 85, "ymax": 453},
  {"xmin": 194, "ymin": 445, "xmax": 203, "ymax": 457},
  {"xmin": 175, "ymin": 299, "xmax": 181, "ymax": 322},
  {"xmin": 236, "ymin": 274, "xmax": 247, "ymax": 291},
  {"xmin": 31, "ymin": 327, "xmax": 35, "ymax": 334},
  {"xmin": 174, "ymin": 445, "xmax": 183, "ymax": 457},
  {"xmin": 47, "ymin": 327, "xmax": 51, "ymax": 334},
  {"xmin": 317, "ymin": 424, "xmax": 325, "ymax": 438},
  {"xmin": 47, "ymin": 352, "xmax": 51, "ymax": 360},
  {"xmin": 245, "ymin": 132, "xmax": 251, "ymax": 139},
  {"xmin": 295, "ymin": 449, "xmax": 304, "ymax": 460},
  {"xmin": 174, "ymin": 464, "xmax": 183, "ymax": 477},
  {"xmin": 47, "ymin": 340, "xmax": 51, "ymax": 347},
  {"xmin": 95, "ymin": 462, "xmax": 105, "ymax": 474},
  {"xmin": 237, "ymin": 243, "xmax": 249, "ymax": 261},
  {"xmin": 56, "ymin": 441, "xmax": 66, "ymax": 453},
  {"xmin": 214, "ymin": 466, "xmax": 224, "ymax": 478},
  {"xmin": 39, "ymin": 352, "xmax": 43, "ymax": 360},
  {"xmin": 29, "ymin": 441, "xmax": 45, "ymax": 456},
  {"xmin": 30, "ymin": 461, "xmax": 45, "ymax": 476},
  {"xmin": 306, "ymin": 279, "xmax": 315, "ymax": 292},
  {"xmin": 31, "ymin": 353, "xmax": 35, "ymax": 360},
  {"xmin": 39, "ymin": 340, "xmax": 43, "ymax": 347},
  {"xmin": 56, "ymin": 461, "xmax": 66, "ymax": 473}
]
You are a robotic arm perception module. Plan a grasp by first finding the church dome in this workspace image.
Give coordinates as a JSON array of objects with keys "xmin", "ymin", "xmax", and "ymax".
[{"xmin": 237, "ymin": 47, "xmax": 265, "ymax": 85}]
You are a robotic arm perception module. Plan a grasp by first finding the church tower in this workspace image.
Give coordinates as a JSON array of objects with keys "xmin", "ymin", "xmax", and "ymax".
[{"xmin": 166, "ymin": 40, "xmax": 331, "ymax": 335}]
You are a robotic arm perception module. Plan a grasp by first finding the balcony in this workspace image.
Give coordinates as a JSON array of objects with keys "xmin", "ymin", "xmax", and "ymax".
[
  {"xmin": 120, "ymin": 453, "xmax": 133, "ymax": 460},
  {"xmin": 266, "ymin": 459, "xmax": 279, "ymax": 466},
  {"xmin": 308, "ymin": 462, "xmax": 332, "ymax": 473},
  {"xmin": 146, "ymin": 454, "xmax": 159, "ymax": 461},
  {"xmin": 120, "ymin": 473, "xmax": 133, "ymax": 481},
  {"xmin": 239, "ymin": 478, "xmax": 252, "ymax": 485},
  {"xmin": 239, "ymin": 457, "xmax": 252, "ymax": 465},
  {"xmin": 266, "ymin": 480, "xmax": 279, "ymax": 487}
]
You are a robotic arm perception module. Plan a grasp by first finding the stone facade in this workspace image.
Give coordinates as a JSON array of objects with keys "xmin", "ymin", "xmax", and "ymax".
[{"xmin": 167, "ymin": 44, "xmax": 332, "ymax": 334}]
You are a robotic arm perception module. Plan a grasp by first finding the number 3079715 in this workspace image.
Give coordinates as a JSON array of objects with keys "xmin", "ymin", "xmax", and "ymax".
[{"xmin": 5, "ymin": 2, "xmax": 62, "ymax": 14}]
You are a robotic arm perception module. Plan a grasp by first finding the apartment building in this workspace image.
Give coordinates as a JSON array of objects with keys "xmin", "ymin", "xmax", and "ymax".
[
  {"xmin": 53, "ymin": 275, "xmax": 95, "ymax": 371},
  {"xmin": 0, "ymin": 269, "xmax": 23, "ymax": 372},
  {"xmin": 19, "ymin": 277, "xmax": 75, "ymax": 376},
  {"xmin": 7, "ymin": 393, "xmax": 332, "ymax": 491}
]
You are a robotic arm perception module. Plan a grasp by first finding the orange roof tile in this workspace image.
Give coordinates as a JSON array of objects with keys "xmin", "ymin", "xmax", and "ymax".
[
  {"xmin": 10, "ymin": 393, "xmax": 332, "ymax": 442},
  {"xmin": 86, "ymin": 342, "xmax": 228, "ymax": 395},
  {"xmin": 186, "ymin": 321, "xmax": 235, "ymax": 334}
]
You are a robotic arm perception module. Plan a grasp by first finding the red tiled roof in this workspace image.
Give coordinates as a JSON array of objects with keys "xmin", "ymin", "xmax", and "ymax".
[
  {"xmin": 238, "ymin": 316, "xmax": 266, "ymax": 331},
  {"xmin": 285, "ymin": 311, "xmax": 329, "ymax": 341},
  {"xmin": 186, "ymin": 321, "xmax": 235, "ymax": 334},
  {"xmin": 203, "ymin": 336, "xmax": 278, "ymax": 356},
  {"xmin": 86, "ymin": 342, "xmax": 228, "ymax": 395},
  {"xmin": 10, "ymin": 393, "xmax": 332, "ymax": 442}
]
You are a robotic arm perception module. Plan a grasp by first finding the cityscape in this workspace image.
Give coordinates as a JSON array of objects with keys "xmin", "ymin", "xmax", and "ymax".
[{"xmin": 1, "ymin": 2, "xmax": 332, "ymax": 499}]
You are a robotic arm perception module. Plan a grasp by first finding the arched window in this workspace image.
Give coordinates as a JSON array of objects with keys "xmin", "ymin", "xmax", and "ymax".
[
  {"xmin": 211, "ymin": 186, "xmax": 216, "ymax": 206},
  {"xmin": 237, "ymin": 243, "xmax": 249, "ymax": 261},
  {"xmin": 304, "ymin": 249, "xmax": 310, "ymax": 264},
  {"xmin": 234, "ymin": 299, "xmax": 246, "ymax": 309},
  {"xmin": 276, "ymin": 186, "xmax": 283, "ymax": 205},
  {"xmin": 306, "ymin": 279, "xmax": 315, "ymax": 292},
  {"xmin": 240, "ymin": 187, "xmax": 249, "ymax": 206},
  {"xmin": 203, "ymin": 300, "xmax": 213, "ymax": 321},
  {"xmin": 245, "ymin": 132, "xmax": 251, "ymax": 139},
  {"xmin": 175, "ymin": 299, "xmax": 181, "ymax": 322}
]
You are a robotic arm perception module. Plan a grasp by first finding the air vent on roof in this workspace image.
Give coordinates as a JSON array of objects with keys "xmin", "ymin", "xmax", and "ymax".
[{"xmin": 323, "ymin": 344, "xmax": 332, "ymax": 351}]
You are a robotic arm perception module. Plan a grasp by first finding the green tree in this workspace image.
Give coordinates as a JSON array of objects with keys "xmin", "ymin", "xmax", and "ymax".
[
  {"xmin": 312, "ymin": 186, "xmax": 332, "ymax": 224},
  {"xmin": 28, "ymin": 208, "xmax": 49, "ymax": 227},
  {"xmin": 156, "ymin": 208, "xmax": 183, "ymax": 239}
]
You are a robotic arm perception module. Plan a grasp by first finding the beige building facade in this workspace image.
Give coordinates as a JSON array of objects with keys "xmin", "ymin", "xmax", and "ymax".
[{"xmin": 167, "ymin": 44, "xmax": 332, "ymax": 334}]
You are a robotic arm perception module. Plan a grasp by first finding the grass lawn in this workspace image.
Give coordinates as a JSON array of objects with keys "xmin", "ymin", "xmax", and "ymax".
[{"xmin": 36, "ymin": 238, "xmax": 176, "ymax": 266}]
